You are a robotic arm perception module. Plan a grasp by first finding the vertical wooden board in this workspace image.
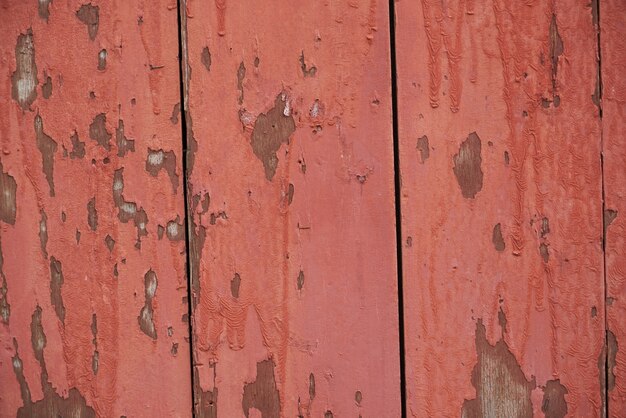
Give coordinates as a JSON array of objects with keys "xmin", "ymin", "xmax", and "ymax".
[
  {"xmin": 0, "ymin": 1, "xmax": 190, "ymax": 417},
  {"xmin": 395, "ymin": 1, "xmax": 604, "ymax": 416},
  {"xmin": 601, "ymin": 0, "xmax": 626, "ymax": 416},
  {"xmin": 181, "ymin": 1, "xmax": 400, "ymax": 416}
]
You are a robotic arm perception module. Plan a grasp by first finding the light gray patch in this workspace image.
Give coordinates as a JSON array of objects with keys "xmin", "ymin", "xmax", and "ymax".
[
  {"xmin": 97, "ymin": 49, "xmax": 107, "ymax": 70},
  {"xmin": 116, "ymin": 119, "xmax": 135, "ymax": 157},
  {"xmin": 11, "ymin": 30, "xmax": 38, "ymax": 110},
  {"xmin": 38, "ymin": 0, "xmax": 52, "ymax": 21},
  {"xmin": 138, "ymin": 269, "xmax": 158, "ymax": 339},
  {"xmin": 0, "ymin": 162, "xmax": 17, "ymax": 225},
  {"xmin": 39, "ymin": 210, "xmax": 48, "ymax": 258},
  {"xmin": 146, "ymin": 148, "xmax": 179, "ymax": 193}
]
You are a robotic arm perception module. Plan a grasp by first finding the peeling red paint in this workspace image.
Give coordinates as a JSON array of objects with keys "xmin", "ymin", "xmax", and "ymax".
[
  {"xmin": 0, "ymin": 1, "xmax": 621, "ymax": 417},
  {"xmin": 182, "ymin": 1, "xmax": 400, "ymax": 416},
  {"xmin": 397, "ymin": 1, "xmax": 605, "ymax": 416},
  {"xmin": 0, "ymin": 2, "xmax": 191, "ymax": 416}
]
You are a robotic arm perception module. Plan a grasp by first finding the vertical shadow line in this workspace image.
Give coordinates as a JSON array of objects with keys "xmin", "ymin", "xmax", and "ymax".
[
  {"xmin": 176, "ymin": 0, "xmax": 197, "ymax": 416},
  {"xmin": 388, "ymin": 0, "xmax": 408, "ymax": 416}
]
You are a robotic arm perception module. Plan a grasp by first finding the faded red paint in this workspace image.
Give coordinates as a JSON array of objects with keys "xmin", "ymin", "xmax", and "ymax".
[
  {"xmin": 0, "ymin": 1, "xmax": 190, "ymax": 417},
  {"xmin": 0, "ymin": 1, "xmax": 623, "ymax": 417},
  {"xmin": 602, "ymin": 0, "xmax": 626, "ymax": 416},
  {"xmin": 181, "ymin": 0, "xmax": 401, "ymax": 416},
  {"xmin": 396, "ymin": 1, "xmax": 605, "ymax": 416}
]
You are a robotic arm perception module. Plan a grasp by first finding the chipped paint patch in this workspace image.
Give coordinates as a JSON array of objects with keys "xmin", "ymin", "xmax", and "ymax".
[
  {"xmin": 492, "ymin": 223, "xmax": 505, "ymax": 252},
  {"xmin": 309, "ymin": 99, "xmax": 322, "ymax": 118},
  {"xmin": 549, "ymin": 14, "xmax": 563, "ymax": 89},
  {"xmin": 38, "ymin": 0, "xmax": 52, "ymax": 21},
  {"xmin": 69, "ymin": 132, "xmax": 85, "ymax": 159},
  {"xmin": 201, "ymin": 47, "xmax": 212, "ymax": 71},
  {"xmin": 237, "ymin": 61, "xmax": 246, "ymax": 105},
  {"xmin": 34, "ymin": 114, "xmax": 57, "ymax": 196},
  {"xmin": 461, "ymin": 315, "xmax": 535, "ymax": 417},
  {"xmin": 76, "ymin": 4, "xmax": 99, "ymax": 40},
  {"xmin": 355, "ymin": 390, "xmax": 362, "ymax": 405},
  {"xmin": 309, "ymin": 373, "xmax": 316, "ymax": 399},
  {"xmin": 541, "ymin": 379, "xmax": 568, "ymax": 418},
  {"xmin": 42, "ymin": 74, "xmax": 52, "ymax": 99},
  {"xmin": 49, "ymin": 257, "xmax": 66, "ymax": 324},
  {"xmin": 112, "ymin": 168, "xmax": 149, "ymax": 245},
  {"xmin": 231, "ymin": 273, "xmax": 241, "ymax": 298},
  {"xmin": 250, "ymin": 94, "xmax": 296, "ymax": 181},
  {"xmin": 39, "ymin": 210, "xmax": 48, "ymax": 258},
  {"xmin": 115, "ymin": 119, "xmax": 135, "ymax": 157},
  {"xmin": 105, "ymin": 235, "xmax": 115, "ymax": 252},
  {"xmin": 170, "ymin": 103, "xmax": 181, "ymax": 124},
  {"xmin": 607, "ymin": 330, "xmax": 617, "ymax": 391},
  {"xmin": 453, "ymin": 132, "xmax": 483, "ymax": 199},
  {"xmin": 0, "ymin": 239, "xmax": 10, "ymax": 323},
  {"xmin": 299, "ymin": 51, "xmax": 317, "ymax": 77},
  {"xmin": 146, "ymin": 148, "xmax": 179, "ymax": 193},
  {"xmin": 197, "ymin": 385, "xmax": 218, "ymax": 418},
  {"xmin": 242, "ymin": 359, "xmax": 280, "ymax": 417},
  {"xmin": 297, "ymin": 270, "xmax": 305, "ymax": 290},
  {"xmin": 417, "ymin": 135, "xmax": 430, "ymax": 163},
  {"xmin": 287, "ymin": 183, "xmax": 295, "ymax": 205},
  {"xmin": 13, "ymin": 307, "xmax": 95, "ymax": 417},
  {"xmin": 87, "ymin": 197, "xmax": 98, "ymax": 231},
  {"xmin": 138, "ymin": 269, "xmax": 158, "ymax": 339},
  {"xmin": 89, "ymin": 113, "xmax": 112, "ymax": 151},
  {"xmin": 91, "ymin": 313, "xmax": 99, "ymax": 374},
  {"xmin": 0, "ymin": 162, "xmax": 17, "ymax": 225},
  {"xmin": 166, "ymin": 216, "xmax": 184, "ymax": 241},
  {"xmin": 188, "ymin": 194, "xmax": 207, "ymax": 301},
  {"xmin": 98, "ymin": 49, "xmax": 107, "ymax": 70},
  {"xmin": 604, "ymin": 209, "xmax": 618, "ymax": 247},
  {"xmin": 11, "ymin": 30, "xmax": 38, "ymax": 110}
]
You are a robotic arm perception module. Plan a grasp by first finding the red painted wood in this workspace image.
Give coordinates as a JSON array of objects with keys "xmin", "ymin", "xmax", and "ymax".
[
  {"xmin": 0, "ymin": 1, "xmax": 191, "ymax": 417},
  {"xmin": 601, "ymin": 0, "xmax": 626, "ymax": 416},
  {"xmin": 181, "ymin": 1, "xmax": 401, "ymax": 416},
  {"xmin": 395, "ymin": 1, "xmax": 605, "ymax": 416}
]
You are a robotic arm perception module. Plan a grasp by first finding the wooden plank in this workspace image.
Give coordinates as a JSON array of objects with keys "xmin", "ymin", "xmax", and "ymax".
[
  {"xmin": 180, "ymin": 1, "xmax": 401, "ymax": 416},
  {"xmin": 601, "ymin": 0, "xmax": 626, "ymax": 416},
  {"xmin": 0, "ymin": 1, "xmax": 191, "ymax": 417},
  {"xmin": 395, "ymin": 1, "xmax": 604, "ymax": 416}
]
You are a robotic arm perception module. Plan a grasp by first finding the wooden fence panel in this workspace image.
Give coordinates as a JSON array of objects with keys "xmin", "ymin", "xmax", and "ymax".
[
  {"xmin": 394, "ymin": 1, "xmax": 605, "ymax": 416},
  {"xmin": 601, "ymin": 0, "xmax": 626, "ymax": 416},
  {"xmin": 180, "ymin": 0, "xmax": 401, "ymax": 416},
  {"xmin": 0, "ymin": 1, "xmax": 191, "ymax": 417}
]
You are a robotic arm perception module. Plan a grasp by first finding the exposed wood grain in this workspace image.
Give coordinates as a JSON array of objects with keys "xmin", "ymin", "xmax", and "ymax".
[
  {"xmin": 395, "ymin": 0, "xmax": 604, "ymax": 416},
  {"xmin": 0, "ymin": 1, "xmax": 191, "ymax": 416},
  {"xmin": 181, "ymin": 0, "xmax": 401, "ymax": 416}
]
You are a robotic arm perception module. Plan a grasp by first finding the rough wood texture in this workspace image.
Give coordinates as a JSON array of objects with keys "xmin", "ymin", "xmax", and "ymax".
[
  {"xmin": 0, "ymin": 1, "xmax": 191, "ymax": 416},
  {"xmin": 601, "ymin": 0, "xmax": 626, "ymax": 416},
  {"xmin": 395, "ymin": 1, "xmax": 604, "ymax": 416},
  {"xmin": 180, "ymin": 0, "xmax": 401, "ymax": 416}
]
